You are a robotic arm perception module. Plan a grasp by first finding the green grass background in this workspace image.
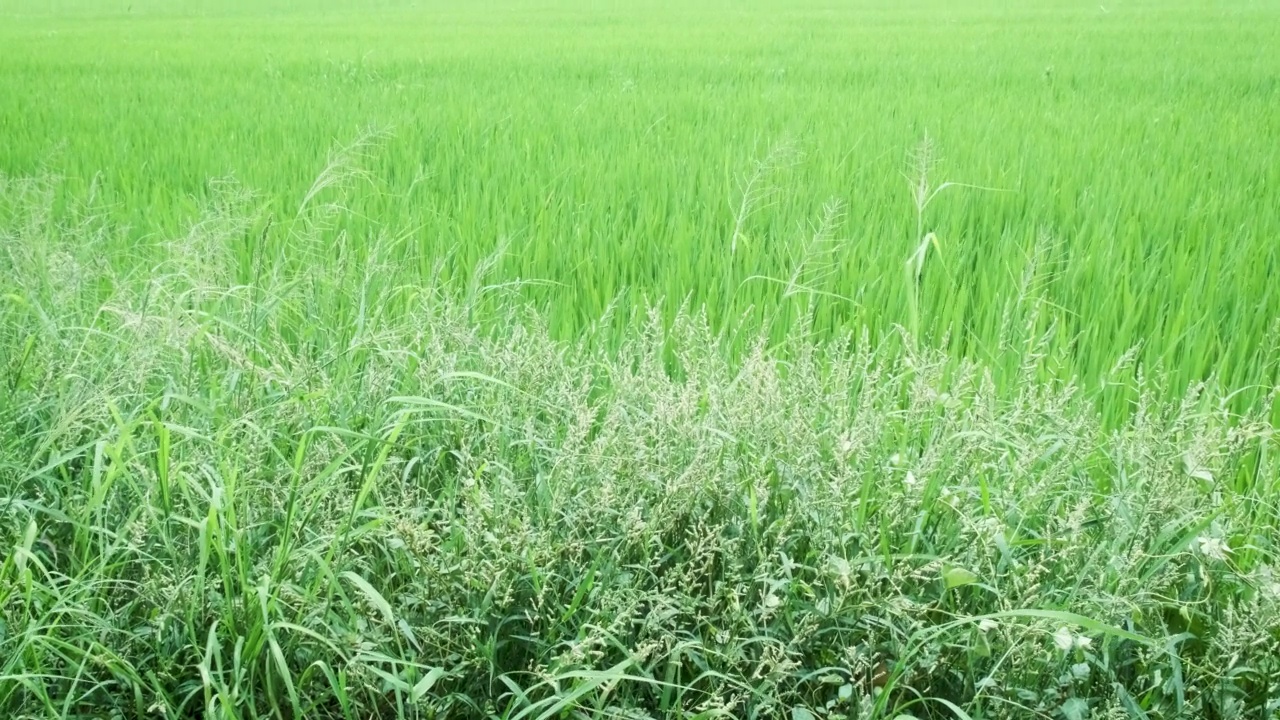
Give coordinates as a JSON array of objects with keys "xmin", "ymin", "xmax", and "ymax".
[
  {"xmin": 4, "ymin": 0, "xmax": 1278, "ymax": 405},
  {"xmin": 4, "ymin": 2, "xmax": 1280, "ymax": 718}
]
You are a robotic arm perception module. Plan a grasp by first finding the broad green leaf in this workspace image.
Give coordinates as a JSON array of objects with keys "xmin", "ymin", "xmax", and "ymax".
[
  {"xmin": 342, "ymin": 571, "xmax": 396, "ymax": 626},
  {"xmin": 944, "ymin": 567, "xmax": 979, "ymax": 589},
  {"xmin": 412, "ymin": 667, "xmax": 447, "ymax": 701},
  {"xmin": 1061, "ymin": 697, "xmax": 1089, "ymax": 720}
]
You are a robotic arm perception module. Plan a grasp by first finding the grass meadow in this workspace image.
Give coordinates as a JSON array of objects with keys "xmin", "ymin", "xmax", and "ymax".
[{"xmin": 2, "ymin": 0, "xmax": 1279, "ymax": 718}]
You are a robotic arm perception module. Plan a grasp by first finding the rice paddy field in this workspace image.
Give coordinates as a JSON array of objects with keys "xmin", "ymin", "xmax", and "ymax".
[{"xmin": 2, "ymin": 0, "xmax": 1280, "ymax": 718}]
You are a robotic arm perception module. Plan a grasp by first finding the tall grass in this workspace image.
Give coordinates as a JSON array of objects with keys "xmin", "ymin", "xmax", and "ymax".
[
  {"xmin": 2, "ymin": 0, "xmax": 1278, "ymax": 407},
  {"xmin": 2, "ymin": 174, "xmax": 1279, "ymax": 718},
  {"xmin": 2, "ymin": 0, "xmax": 1279, "ymax": 717}
]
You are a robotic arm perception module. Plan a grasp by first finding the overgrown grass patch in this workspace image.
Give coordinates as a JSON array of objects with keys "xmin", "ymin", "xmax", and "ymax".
[
  {"xmin": 3, "ymin": 0, "xmax": 1279, "ymax": 716},
  {"xmin": 2, "ymin": 186, "xmax": 1278, "ymax": 717}
]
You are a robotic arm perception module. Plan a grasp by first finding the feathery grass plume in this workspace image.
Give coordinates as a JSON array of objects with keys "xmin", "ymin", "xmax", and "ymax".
[{"xmin": 729, "ymin": 138, "xmax": 800, "ymax": 255}]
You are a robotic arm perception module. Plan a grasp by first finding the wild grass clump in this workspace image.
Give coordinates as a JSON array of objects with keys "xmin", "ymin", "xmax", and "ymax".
[{"xmin": 2, "ymin": 183, "xmax": 1278, "ymax": 719}]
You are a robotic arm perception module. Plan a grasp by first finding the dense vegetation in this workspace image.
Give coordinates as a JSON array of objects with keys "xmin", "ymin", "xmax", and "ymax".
[{"xmin": 2, "ymin": 1, "xmax": 1278, "ymax": 718}]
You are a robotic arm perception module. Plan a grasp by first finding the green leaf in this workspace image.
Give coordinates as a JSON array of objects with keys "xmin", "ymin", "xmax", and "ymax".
[
  {"xmin": 838, "ymin": 683, "xmax": 853, "ymax": 701},
  {"xmin": 929, "ymin": 697, "xmax": 975, "ymax": 720},
  {"xmin": 1113, "ymin": 683, "xmax": 1150, "ymax": 719},
  {"xmin": 985, "ymin": 609, "xmax": 1156, "ymax": 647},
  {"xmin": 411, "ymin": 667, "xmax": 446, "ymax": 701},
  {"xmin": 943, "ymin": 566, "xmax": 979, "ymax": 589},
  {"xmin": 792, "ymin": 707, "xmax": 817, "ymax": 720},
  {"xmin": 1061, "ymin": 697, "xmax": 1089, "ymax": 720},
  {"xmin": 342, "ymin": 571, "xmax": 396, "ymax": 626}
]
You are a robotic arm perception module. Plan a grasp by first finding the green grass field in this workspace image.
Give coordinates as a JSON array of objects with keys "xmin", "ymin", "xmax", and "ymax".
[{"xmin": 2, "ymin": 1, "xmax": 1279, "ymax": 718}]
